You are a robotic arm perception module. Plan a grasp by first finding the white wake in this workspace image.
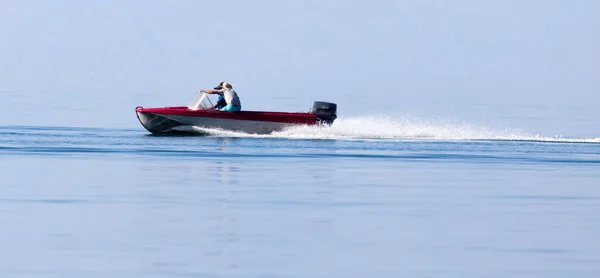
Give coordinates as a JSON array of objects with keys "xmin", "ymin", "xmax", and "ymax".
[{"xmin": 189, "ymin": 115, "xmax": 600, "ymax": 143}]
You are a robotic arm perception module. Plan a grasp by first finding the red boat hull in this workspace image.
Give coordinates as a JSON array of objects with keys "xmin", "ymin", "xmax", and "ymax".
[{"xmin": 135, "ymin": 106, "xmax": 323, "ymax": 134}]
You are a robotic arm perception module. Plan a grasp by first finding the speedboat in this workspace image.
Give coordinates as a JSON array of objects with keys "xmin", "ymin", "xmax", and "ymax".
[{"xmin": 135, "ymin": 91, "xmax": 337, "ymax": 134}]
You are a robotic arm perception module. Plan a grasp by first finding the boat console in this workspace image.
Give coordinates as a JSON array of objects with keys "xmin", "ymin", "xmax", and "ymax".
[{"xmin": 186, "ymin": 92, "xmax": 214, "ymax": 110}]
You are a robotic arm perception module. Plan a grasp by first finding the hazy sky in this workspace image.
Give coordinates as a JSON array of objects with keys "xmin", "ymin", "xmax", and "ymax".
[{"xmin": 1, "ymin": 1, "xmax": 598, "ymax": 136}]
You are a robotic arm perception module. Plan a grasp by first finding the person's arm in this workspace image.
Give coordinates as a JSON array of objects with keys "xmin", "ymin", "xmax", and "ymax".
[
  {"xmin": 198, "ymin": 90, "xmax": 222, "ymax": 110},
  {"xmin": 199, "ymin": 89, "xmax": 221, "ymax": 95}
]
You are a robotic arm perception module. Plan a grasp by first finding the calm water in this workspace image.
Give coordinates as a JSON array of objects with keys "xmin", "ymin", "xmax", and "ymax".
[{"xmin": 1, "ymin": 123, "xmax": 600, "ymax": 278}]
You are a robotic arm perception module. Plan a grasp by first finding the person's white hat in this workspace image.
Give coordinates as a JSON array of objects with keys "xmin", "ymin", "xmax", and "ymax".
[{"xmin": 221, "ymin": 81, "xmax": 232, "ymax": 89}]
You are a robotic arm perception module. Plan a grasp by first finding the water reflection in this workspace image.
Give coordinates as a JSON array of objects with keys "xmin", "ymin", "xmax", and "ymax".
[{"xmin": 206, "ymin": 161, "xmax": 241, "ymax": 185}]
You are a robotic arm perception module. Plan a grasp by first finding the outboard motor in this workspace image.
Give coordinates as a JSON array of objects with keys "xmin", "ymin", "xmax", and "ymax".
[{"xmin": 309, "ymin": 101, "xmax": 337, "ymax": 125}]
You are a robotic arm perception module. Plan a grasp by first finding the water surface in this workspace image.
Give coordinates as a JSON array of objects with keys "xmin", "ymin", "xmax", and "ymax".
[{"xmin": 1, "ymin": 123, "xmax": 599, "ymax": 277}]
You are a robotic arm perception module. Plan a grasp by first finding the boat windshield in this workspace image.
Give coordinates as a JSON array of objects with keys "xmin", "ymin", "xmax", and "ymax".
[{"xmin": 186, "ymin": 91, "xmax": 214, "ymax": 110}]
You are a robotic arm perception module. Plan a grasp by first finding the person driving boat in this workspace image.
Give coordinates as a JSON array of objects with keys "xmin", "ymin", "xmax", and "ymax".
[{"xmin": 200, "ymin": 81, "xmax": 242, "ymax": 112}]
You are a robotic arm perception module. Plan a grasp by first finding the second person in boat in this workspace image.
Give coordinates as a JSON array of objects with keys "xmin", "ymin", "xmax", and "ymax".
[{"xmin": 200, "ymin": 81, "xmax": 242, "ymax": 112}]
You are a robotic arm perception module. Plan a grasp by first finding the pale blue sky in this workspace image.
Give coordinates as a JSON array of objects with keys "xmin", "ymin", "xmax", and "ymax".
[{"xmin": 1, "ymin": 1, "xmax": 598, "ymax": 136}]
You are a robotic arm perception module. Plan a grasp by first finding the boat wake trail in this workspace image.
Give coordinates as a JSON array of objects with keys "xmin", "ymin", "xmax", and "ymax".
[{"xmin": 191, "ymin": 115, "xmax": 600, "ymax": 143}]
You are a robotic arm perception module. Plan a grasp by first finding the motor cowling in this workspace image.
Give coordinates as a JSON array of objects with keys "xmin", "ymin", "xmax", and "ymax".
[{"xmin": 309, "ymin": 101, "xmax": 337, "ymax": 125}]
